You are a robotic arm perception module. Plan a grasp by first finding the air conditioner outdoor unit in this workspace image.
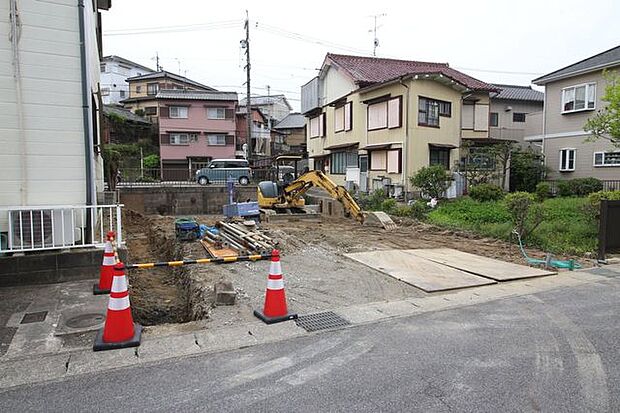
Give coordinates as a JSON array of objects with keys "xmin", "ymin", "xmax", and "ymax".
[
  {"xmin": 8, "ymin": 209, "xmax": 81, "ymax": 250},
  {"xmin": 10, "ymin": 210, "xmax": 53, "ymax": 249}
]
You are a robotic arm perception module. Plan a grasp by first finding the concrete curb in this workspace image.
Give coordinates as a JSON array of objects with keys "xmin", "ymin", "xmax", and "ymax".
[{"xmin": 0, "ymin": 267, "xmax": 613, "ymax": 391}]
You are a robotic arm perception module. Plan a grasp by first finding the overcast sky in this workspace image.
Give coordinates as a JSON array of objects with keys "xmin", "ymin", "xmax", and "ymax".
[{"xmin": 102, "ymin": 0, "xmax": 620, "ymax": 112}]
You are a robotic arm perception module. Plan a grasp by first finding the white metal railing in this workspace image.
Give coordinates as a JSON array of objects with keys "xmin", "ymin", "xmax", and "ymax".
[{"xmin": 0, "ymin": 204, "xmax": 123, "ymax": 253}]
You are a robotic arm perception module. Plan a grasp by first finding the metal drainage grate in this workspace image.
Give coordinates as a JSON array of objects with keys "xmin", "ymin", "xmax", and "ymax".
[
  {"xmin": 295, "ymin": 311, "xmax": 351, "ymax": 332},
  {"xmin": 21, "ymin": 311, "xmax": 48, "ymax": 324}
]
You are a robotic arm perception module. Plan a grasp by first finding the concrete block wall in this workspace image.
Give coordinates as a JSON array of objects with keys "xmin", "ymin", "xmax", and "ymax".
[
  {"xmin": 119, "ymin": 186, "xmax": 257, "ymax": 215},
  {"xmin": 0, "ymin": 248, "xmax": 127, "ymax": 287}
]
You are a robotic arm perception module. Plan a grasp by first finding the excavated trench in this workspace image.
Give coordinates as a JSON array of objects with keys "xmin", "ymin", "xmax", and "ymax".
[{"xmin": 123, "ymin": 210, "xmax": 193, "ymax": 326}]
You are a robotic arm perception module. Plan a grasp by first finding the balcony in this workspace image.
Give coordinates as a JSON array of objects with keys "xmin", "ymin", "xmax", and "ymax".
[
  {"xmin": 489, "ymin": 127, "xmax": 525, "ymax": 141},
  {"xmin": 301, "ymin": 76, "xmax": 321, "ymax": 114}
]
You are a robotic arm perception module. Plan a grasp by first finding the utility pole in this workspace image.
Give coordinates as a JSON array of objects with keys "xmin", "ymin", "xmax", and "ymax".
[
  {"xmin": 243, "ymin": 11, "xmax": 252, "ymax": 161},
  {"xmin": 154, "ymin": 52, "xmax": 162, "ymax": 72},
  {"xmin": 370, "ymin": 13, "xmax": 386, "ymax": 56}
]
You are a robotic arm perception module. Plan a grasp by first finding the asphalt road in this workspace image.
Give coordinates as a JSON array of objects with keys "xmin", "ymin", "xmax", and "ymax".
[{"xmin": 2, "ymin": 274, "xmax": 619, "ymax": 412}]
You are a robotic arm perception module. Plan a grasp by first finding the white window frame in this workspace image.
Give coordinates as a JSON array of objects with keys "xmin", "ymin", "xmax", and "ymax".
[
  {"xmin": 561, "ymin": 83, "xmax": 596, "ymax": 114},
  {"xmin": 559, "ymin": 148, "xmax": 576, "ymax": 172},
  {"xmin": 207, "ymin": 107, "xmax": 226, "ymax": 120},
  {"xmin": 147, "ymin": 82, "xmax": 159, "ymax": 96},
  {"xmin": 169, "ymin": 106, "xmax": 188, "ymax": 119},
  {"xmin": 368, "ymin": 97, "xmax": 401, "ymax": 131},
  {"xmin": 309, "ymin": 113, "xmax": 324, "ymax": 138},
  {"xmin": 170, "ymin": 133, "xmax": 190, "ymax": 145},
  {"xmin": 334, "ymin": 105, "xmax": 345, "ymax": 133},
  {"xmin": 593, "ymin": 151, "xmax": 620, "ymax": 167},
  {"xmin": 207, "ymin": 134, "xmax": 227, "ymax": 146}
]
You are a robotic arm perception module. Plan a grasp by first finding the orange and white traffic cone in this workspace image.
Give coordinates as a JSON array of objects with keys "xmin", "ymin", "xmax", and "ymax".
[
  {"xmin": 93, "ymin": 262, "xmax": 142, "ymax": 351},
  {"xmin": 93, "ymin": 235, "xmax": 116, "ymax": 295},
  {"xmin": 254, "ymin": 250, "xmax": 297, "ymax": 324}
]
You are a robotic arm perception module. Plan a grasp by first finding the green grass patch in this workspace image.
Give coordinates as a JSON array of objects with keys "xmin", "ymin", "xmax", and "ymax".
[{"xmin": 427, "ymin": 196, "xmax": 597, "ymax": 255}]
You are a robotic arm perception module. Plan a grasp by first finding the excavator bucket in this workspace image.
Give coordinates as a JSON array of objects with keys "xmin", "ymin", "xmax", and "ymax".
[{"xmin": 364, "ymin": 211, "xmax": 398, "ymax": 230}]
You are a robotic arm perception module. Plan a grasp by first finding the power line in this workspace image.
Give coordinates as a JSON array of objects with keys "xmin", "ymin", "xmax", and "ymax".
[
  {"xmin": 255, "ymin": 22, "xmax": 369, "ymax": 55},
  {"xmin": 454, "ymin": 66, "xmax": 543, "ymax": 76},
  {"xmin": 103, "ymin": 20, "xmax": 242, "ymax": 36}
]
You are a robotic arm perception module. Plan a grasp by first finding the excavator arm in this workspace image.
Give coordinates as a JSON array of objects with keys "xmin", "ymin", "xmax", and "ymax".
[{"xmin": 279, "ymin": 170, "xmax": 365, "ymax": 224}]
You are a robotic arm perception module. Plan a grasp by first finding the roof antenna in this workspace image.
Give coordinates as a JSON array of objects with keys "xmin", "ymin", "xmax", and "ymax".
[{"xmin": 369, "ymin": 13, "xmax": 386, "ymax": 56}]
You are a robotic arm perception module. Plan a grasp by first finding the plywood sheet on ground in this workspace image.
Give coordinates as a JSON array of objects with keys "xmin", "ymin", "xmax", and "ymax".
[
  {"xmin": 344, "ymin": 250, "xmax": 495, "ymax": 292},
  {"xmin": 408, "ymin": 248, "xmax": 555, "ymax": 281},
  {"xmin": 200, "ymin": 240, "xmax": 238, "ymax": 258}
]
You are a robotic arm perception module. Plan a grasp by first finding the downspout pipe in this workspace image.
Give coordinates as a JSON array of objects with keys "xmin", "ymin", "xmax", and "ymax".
[
  {"xmin": 78, "ymin": 0, "xmax": 94, "ymax": 206},
  {"xmin": 399, "ymin": 77, "xmax": 410, "ymax": 201}
]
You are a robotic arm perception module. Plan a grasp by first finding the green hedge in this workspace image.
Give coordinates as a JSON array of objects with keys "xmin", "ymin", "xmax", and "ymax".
[
  {"xmin": 427, "ymin": 197, "xmax": 596, "ymax": 255},
  {"xmin": 469, "ymin": 184, "xmax": 504, "ymax": 202}
]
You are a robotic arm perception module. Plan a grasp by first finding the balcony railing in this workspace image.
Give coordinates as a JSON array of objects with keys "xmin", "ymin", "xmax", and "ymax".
[{"xmin": 0, "ymin": 204, "xmax": 123, "ymax": 254}]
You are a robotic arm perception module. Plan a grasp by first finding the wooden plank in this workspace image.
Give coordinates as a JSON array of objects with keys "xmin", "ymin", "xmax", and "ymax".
[
  {"xmin": 199, "ymin": 239, "xmax": 238, "ymax": 258},
  {"xmin": 344, "ymin": 250, "xmax": 495, "ymax": 292},
  {"xmin": 408, "ymin": 248, "xmax": 555, "ymax": 281}
]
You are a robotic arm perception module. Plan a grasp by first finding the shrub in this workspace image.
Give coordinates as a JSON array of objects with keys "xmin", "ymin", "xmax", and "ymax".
[
  {"xmin": 469, "ymin": 184, "xmax": 504, "ymax": 202},
  {"xmin": 557, "ymin": 180, "xmax": 573, "ymax": 197},
  {"xmin": 392, "ymin": 201, "xmax": 429, "ymax": 220},
  {"xmin": 356, "ymin": 189, "xmax": 384, "ymax": 210},
  {"xmin": 380, "ymin": 198, "xmax": 397, "ymax": 214},
  {"xmin": 136, "ymin": 175, "xmax": 157, "ymax": 183},
  {"xmin": 570, "ymin": 177, "xmax": 603, "ymax": 196},
  {"xmin": 410, "ymin": 165, "xmax": 452, "ymax": 199},
  {"xmin": 510, "ymin": 150, "xmax": 545, "ymax": 192},
  {"xmin": 557, "ymin": 178, "xmax": 603, "ymax": 197},
  {"xmin": 586, "ymin": 190, "xmax": 620, "ymax": 218},
  {"xmin": 535, "ymin": 182, "xmax": 551, "ymax": 201},
  {"xmin": 409, "ymin": 201, "xmax": 430, "ymax": 220},
  {"xmin": 505, "ymin": 192, "xmax": 544, "ymax": 238},
  {"xmin": 143, "ymin": 154, "xmax": 160, "ymax": 169}
]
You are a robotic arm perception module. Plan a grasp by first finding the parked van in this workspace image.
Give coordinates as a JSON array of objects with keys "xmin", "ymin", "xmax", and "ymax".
[{"xmin": 195, "ymin": 159, "xmax": 251, "ymax": 185}]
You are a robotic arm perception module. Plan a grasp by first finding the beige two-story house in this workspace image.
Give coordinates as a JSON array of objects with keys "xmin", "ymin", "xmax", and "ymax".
[
  {"xmin": 301, "ymin": 53, "xmax": 497, "ymax": 194},
  {"xmin": 122, "ymin": 71, "xmax": 215, "ymax": 121},
  {"xmin": 489, "ymin": 84, "xmax": 544, "ymax": 150},
  {"xmin": 533, "ymin": 45, "xmax": 620, "ymax": 184}
]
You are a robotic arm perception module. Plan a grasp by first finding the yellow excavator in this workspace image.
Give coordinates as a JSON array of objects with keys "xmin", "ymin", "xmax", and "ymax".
[{"xmin": 257, "ymin": 170, "xmax": 397, "ymax": 229}]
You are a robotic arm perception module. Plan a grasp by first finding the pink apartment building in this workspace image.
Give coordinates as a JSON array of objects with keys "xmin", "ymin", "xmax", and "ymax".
[{"xmin": 157, "ymin": 90, "xmax": 238, "ymax": 179}]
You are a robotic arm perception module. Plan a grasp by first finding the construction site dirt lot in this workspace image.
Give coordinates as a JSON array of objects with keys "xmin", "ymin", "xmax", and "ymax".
[{"xmin": 124, "ymin": 211, "xmax": 590, "ymax": 332}]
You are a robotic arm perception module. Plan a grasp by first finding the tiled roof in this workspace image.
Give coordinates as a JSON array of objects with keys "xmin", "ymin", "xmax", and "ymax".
[
  {"xmin": 491, "ymin": 84, "xmax": 544, "ymax": 102},
  {"xmin": 156, "ymin": 89, "xmax": 238, "ymax": 101},
  {"xmin": 326, "ymin": 53, "xmax": 498, "ymax": 92},
  {"xmin": 533, "ymin": 45, "xmax": 620, "ymax": 85},
  {"xmin": 273, "ymin": 113, "xmax": 306, "ymax": 129},
  {"xmin": 126, "ymin": 71, "xmax": 216, "ymax": 91},
  {"xmin": 103, "ymin": 105, "xmax": 151, "ymax": 124}
]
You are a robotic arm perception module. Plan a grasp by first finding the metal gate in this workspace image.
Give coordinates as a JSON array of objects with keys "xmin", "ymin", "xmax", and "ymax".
[{"xmin": 598, "ymin": 200, "xmax": 620, "ymax": 261}]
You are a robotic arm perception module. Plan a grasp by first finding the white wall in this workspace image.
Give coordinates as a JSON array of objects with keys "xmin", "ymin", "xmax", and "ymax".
[
  {"xmin": 101, "ymin": 60, "xmax": 149, "ymax": 105},
  {"xmin": 0, "ymin": 0, "xmax": 103, "ymax": 219}
]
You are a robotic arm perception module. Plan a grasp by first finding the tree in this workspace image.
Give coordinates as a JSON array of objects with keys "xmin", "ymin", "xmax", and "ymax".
[
  {"xmin": 410, "ymin": 165, "xmax": 452, "ymax": 199},
  {"xmin": 459, "ymin": 141, "xmax": 499, "ymax": 187},
  {"xmin": 584, "ymin": 70, "xmax": 620, "ymax": 146},
  {"xmin": 101, "ymin": 143, "xmax": 140, "ymax": 190}
]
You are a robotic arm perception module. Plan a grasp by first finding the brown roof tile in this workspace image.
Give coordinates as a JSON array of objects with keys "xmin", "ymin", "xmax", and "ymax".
[{"xmin": 326, "ymin": 53, "xmax": 498, "ymax": 92}]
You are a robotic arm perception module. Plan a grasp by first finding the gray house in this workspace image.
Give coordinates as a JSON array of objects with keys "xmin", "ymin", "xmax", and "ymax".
[
  {"xmin": 489, "ymin": 84, "xmax": 544, "ymax": 150},
  {"xmin": 533, "ymin": 45, "xmax": 620, "ymax": 185}
]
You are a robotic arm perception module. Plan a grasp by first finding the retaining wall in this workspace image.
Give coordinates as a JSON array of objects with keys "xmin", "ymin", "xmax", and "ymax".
[
  {"xmin": 119, "ymin": 186, "xmax": 257, "ymax": 215},
  {"xmin": 0, "ymin": 248, "xmax": 127, "ymax": 287}
]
